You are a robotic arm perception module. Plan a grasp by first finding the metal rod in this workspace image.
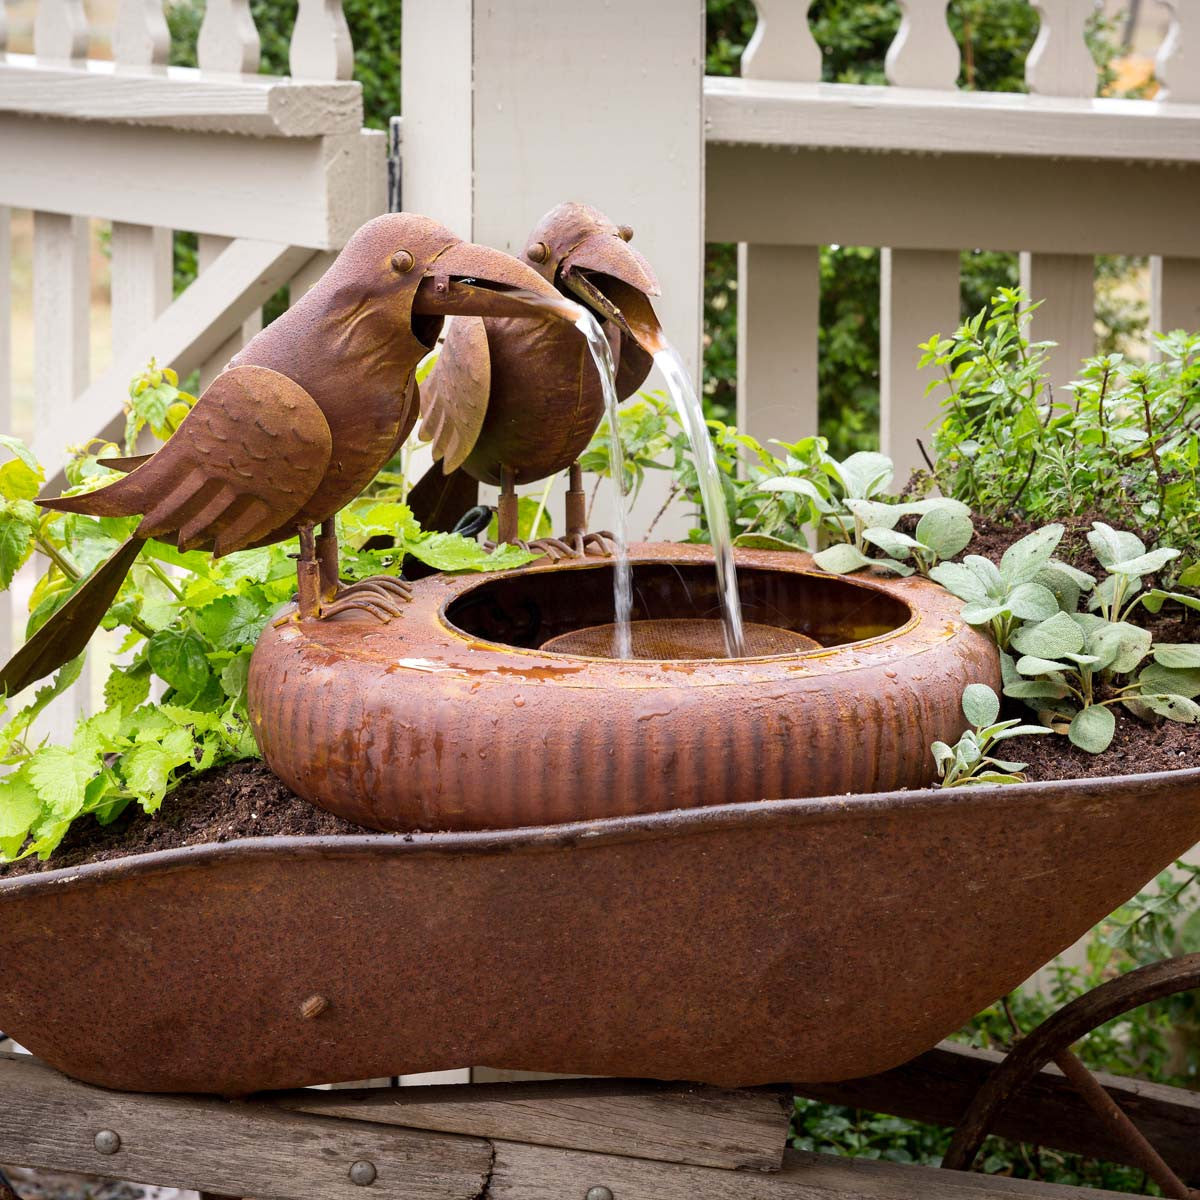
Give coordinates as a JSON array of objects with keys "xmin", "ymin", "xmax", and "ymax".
[{"xmin": 1052, "ymin": 1048, "xmax": 1193, "ymax": 1200}]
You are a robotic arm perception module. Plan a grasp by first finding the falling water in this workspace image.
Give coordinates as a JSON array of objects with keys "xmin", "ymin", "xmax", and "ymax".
[
  {"xmin": 653, "ymin": 345, "xmax": 746, "ymax": 657},
  {"xmin": 572, "ymin": 315, "xmax": 634, "ymax": 658}
]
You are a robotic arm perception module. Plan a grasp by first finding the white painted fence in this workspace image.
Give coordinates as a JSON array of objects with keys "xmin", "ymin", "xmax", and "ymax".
[{"xmin": 4, "ymin": 0, "xmax": 1200, "ymax": 737}]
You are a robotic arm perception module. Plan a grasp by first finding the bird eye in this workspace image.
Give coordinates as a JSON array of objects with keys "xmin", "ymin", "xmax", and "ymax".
[
  {"xmin": 391, "ymin": 250, "xmax": 415, "ymax": 273},
  {"xmin": 618, "ymin": 225, "xmax": 634, "ymax": 242},
  {"xmin": 527, "ymin": 242, "xmax": 550, "ymax": 264}
]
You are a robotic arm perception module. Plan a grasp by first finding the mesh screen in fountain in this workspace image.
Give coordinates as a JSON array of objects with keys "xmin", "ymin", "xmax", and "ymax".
[{"xmin": 442, "ymin": 561, "xmax": 913, "ymax": 659}]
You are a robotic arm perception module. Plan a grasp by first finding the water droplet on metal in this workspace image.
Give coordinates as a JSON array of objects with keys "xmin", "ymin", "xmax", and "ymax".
[{"xmin": 513, "ymin": 695, "xmax": 526, "ymax": 707}]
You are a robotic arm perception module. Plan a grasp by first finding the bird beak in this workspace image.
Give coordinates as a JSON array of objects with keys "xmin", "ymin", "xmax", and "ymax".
[
  {"xmin": 559, "ymin": 233, "xmax": 665, "ymax": 355},
  {"xmin": 411, "ymin": 241, "xmax": 582, "ymax": 322}
]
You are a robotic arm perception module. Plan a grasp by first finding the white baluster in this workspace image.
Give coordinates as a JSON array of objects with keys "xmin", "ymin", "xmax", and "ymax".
[
  {"xmin": 197, "ymin": 235, "xmax": 261, "ymax": 391},
  {"xmin": 33, "ymin": 211, "xmax": 91, "ymax": 730},
  {"xmin": 886, "ymin": 0, "xmax": 960, "ymax": 89},
  {"xmin": 113, "ymin": 0, "xmax": 169, "ymax": 69},
  {"xmin": 0, "ymin": 207, "xmax": 9, "ymax": 665},
  {"xmin": 1, "ymin": 0, "xmax": 8, "ymax": 58},
  {"xmin": 197, "ymin": 0, "xmax": 260, "ymax": 74},
  {"xmin": 1151, "ymin": 3, "xmax": 1200, "ymax": 338},
  {"xmin": 1025, "ymin": 0, "xmax": 1098, "ymax": 98},
  {"xmin": 34, "ymin": 0, "xmax": 89, "ymax": 62},
  {"xmin": 1023, "ymin": 1, "xmax": 1097, "ymax": 386},
  {"xmin": 738, "ymin": 3, "xmax": 821, "ymax": 455},
  {"xmin": 879, "ymin": 5, "xmax": 960, "ymax": 481},
  {"xmin": 290, "ymin": 0, "xmax": 353, "ymax": 80},
  {"xmin": 1156, "ymin": 0, "xmax": 1200, "ymax": 102},
  {"xmin": 741, "ymin": 0, "xmax": 820, "ymax": 82}
]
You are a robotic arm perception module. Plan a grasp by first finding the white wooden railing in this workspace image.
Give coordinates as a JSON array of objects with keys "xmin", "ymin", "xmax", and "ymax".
[
  {"xmin": 0, "ymin": 0, "xmax": 385, "ymax": 736},
  {"xmin": 711, "ymin": 0, "xmax": 1200, "ymax": 481}
]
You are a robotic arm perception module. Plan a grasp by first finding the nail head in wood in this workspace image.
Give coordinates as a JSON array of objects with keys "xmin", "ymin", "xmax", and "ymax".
[
  {"xmin": 94, "ymin": 1129, "xmax": 121, "ymax": 1155},
  {"xmin": 585, "ymin": 1188, "xmax": 614, "ymax": 1200},
  {"xmin": 300, "ymin": 994, "xmax": 329, "ymax": 1019},
  {"xmin": 349, "ymin": 1160, "xmax": 377, "ymax": 1186}
]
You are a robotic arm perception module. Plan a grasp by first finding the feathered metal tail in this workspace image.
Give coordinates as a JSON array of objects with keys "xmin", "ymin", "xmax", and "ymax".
[{"xmin": 0, "ymin": 537, "xmax": 143, "ymax": 697}]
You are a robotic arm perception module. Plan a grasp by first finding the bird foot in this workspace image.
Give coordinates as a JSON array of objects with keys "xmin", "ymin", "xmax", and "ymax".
[
  {"xmin": 278, "ymin": 574, "xmax": 413, "ymax": 625},
  {"xmin": 489, "ymin": 531, "xmax": 617, "ymax": 563}
]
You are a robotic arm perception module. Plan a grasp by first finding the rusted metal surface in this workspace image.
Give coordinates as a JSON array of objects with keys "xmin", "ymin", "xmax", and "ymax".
[
  {"xmin": 2, "ymin": 769, "xmax": 1199, "ymax": 1096},
  {"xmin": 540, "ymin": 618, "xmax": 821, "ymax": 658},
  {"xmin": 0, "ymin": 215, "xmax": 567, "ymax": 695},
  {"xmin": 413, "ymin": 202, "xmax": 663, "ymax": 541},
  {"xmin": 247, "ymin": 543, "xmax": 1000, "ymax": 831},
  {"xmin": 944, "ymin": 954, "xmax": 1200, "ymax": 1183}
]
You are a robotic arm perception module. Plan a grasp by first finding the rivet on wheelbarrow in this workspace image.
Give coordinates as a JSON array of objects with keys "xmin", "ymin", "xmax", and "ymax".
[
  {"xmin": 300, "ymin": 994, "xmax": 329, "ymax": 1019},
  {"xmin": 585, "ymin": 1188, "xmax": 614, "ymax": 1200},
  {"xmin": 93, "ymin": 1129, "xmax": 121, "ymax": 1155},
  {"xmin": 349, "ymin": 1160, "xmax": 377, "ymax": 1186}
]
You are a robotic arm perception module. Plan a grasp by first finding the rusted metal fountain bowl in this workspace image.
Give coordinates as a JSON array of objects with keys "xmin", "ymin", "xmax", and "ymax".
[
  {"xmin": 247, "ymin": 543, "xmax": 1001, "ymax": 831},
  {"xmin": 2, "ymin": 767, "xmax": 1199, "ymax": 1095}
]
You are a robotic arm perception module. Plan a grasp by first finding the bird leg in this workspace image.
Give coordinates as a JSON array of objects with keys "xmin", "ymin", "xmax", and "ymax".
[
  {"xmin": 489, "ymin": 463, "xmax": 616, "ymax": 562},
  {"xmin": 286, "ymin": 521, "xmax": 411, "ymax": 623}
]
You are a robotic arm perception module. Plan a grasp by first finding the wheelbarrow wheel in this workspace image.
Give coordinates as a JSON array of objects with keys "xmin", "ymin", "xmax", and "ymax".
[{"xmin": 943, "ymin": 953, "xmax": 1200, "ymax": 1197}]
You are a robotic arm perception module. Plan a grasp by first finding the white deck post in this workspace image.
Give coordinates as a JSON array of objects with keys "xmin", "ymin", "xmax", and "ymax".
[
  {"xmin": 879, "ymin": 0, "xmax": 961, "ymax": 483},
  {"xmin": 735, "ymin": 2, "xmax": 821, "ymax": 451},
  {"xmin": 401, "ymin": 0, "xmax": 705, "ymax": 540},
  {"xmin": 1150, "ymin": 1, "xmax": 1200, "ymax": 337},
  {"xmin": 1021, "ymin": 0, "xmax": 1097, "ymax": 388}
]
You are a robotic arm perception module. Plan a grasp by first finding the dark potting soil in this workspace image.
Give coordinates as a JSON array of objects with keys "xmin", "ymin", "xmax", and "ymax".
[
  {"xmin": 0, "ymin": 759, "xmax": 377, "ymax": 878},
  {"xmin": 1, "ymin": 517, "xmax": 1197, "ymax": 877}
]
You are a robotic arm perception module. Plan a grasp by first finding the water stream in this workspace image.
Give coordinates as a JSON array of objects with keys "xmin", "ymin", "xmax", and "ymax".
[
  {"xmin": 477, "ymin": 286, "xmax": 743, "ymax": 659},
  {"xmin": 653, "ymin": 345, "xmax": 746, "ymax": 658}
]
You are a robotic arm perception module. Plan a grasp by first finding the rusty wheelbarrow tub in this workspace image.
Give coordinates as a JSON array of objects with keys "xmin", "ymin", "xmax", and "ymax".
[{"xmin": 3, "ymin": 766, "xmax": 1199, "ymax": 1095}]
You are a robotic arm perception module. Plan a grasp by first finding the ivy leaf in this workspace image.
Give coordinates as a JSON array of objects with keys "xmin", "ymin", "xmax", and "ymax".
[
  {"xmin": 194, "ymin": 594, "xmax": 272, "ymax": 651},
  {"xmin": 1069, "ymin": 705, "xmax": 1116, "ymax": 754},
  {"xmin": 0, "ymin": 768, "xmax": 42, "ymax": 841},
  {"xmin": 27, "ymin": 746, "xmax": 94, "ymax": 819},
  {"xmin": 147, "ymin": 629, "xmax": 211, "ymax": 698},
  {"xmin": 0, "ymin": 499, "xmax": 40, "ymax": 591}
]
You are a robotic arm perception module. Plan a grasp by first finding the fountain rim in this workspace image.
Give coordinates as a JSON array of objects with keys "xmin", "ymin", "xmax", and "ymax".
[
  {"xmin": 436, "ymin": 544, "xmax": 922, "ymax": 665},
  {"xmin": 5, "ymin": 764, "xmax": 1197, "ymax": 895}
]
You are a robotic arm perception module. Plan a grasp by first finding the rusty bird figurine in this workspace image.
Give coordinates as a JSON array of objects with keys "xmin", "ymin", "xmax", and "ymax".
[
  {"xmin": 409, "ymin": 202, "xmax": 666, "ymax": 556},
  {"xmin": 0, "ymin": 214, "xmax": 571, "ymax": 697}
]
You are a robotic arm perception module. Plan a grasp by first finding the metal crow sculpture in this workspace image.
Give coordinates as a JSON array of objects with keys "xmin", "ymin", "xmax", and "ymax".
[
  {"xmin": 409, "ymin": 202, "xmax": 665, "ymax": 557},
  {"xmin": 0, "ymin": 213, "xmax": 570, "ymax": 697}
]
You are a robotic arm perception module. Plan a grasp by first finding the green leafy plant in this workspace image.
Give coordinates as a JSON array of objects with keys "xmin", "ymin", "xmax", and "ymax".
[{"xmin": 931, "ymin": 683, "xmax": 1050, "ymax": 786}]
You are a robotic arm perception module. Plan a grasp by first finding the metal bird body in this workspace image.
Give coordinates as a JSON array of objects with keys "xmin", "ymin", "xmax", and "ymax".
[
  {"xmin": 413, "ymin": 202, "xmax": 664, "ymax": 550},
  {"xmin": 0, "ymin": 214, "xmax": 568, "ymax": 697}
]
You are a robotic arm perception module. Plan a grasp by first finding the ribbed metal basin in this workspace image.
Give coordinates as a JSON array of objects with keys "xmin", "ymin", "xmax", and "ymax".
[
  {"xmin": 248, "ymin": 544, "xmax": 999, "ymax": 831},
  {"xmin": 2, "ymin": 769, "xmax": 1198, "ymax": 1095}
]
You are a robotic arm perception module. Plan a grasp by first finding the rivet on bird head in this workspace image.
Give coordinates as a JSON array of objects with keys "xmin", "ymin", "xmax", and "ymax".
[
  {"xmin": 617, "ymin": 225, "xmax": 634, "ymax": 242},
  {"xmin": 349, "ymin": 1160, "xmax": 377, "ymax": 1186},
  {"xmin": 300, "ymin": 994, "xmax": 329, "ymax": 1019},
  {"xmin": 527, "ymin": 241, "xmax": 550, "ymax": 264},
  {"xmin": 94, "ymin": 1129, "xmax": 121, "ymax": 1155},
  {"xmin": 391, "ymin": 249, "xmax": 415, "ymax": 273}
]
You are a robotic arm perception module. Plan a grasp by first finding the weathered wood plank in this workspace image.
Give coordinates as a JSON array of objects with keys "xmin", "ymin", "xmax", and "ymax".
[
  {"xmin": 486, "ymin": 1142, "xmax": 1134, "ymax": 1199},
  {"xmin": 0, "ymin": 56, "xmax": 361, "ymax": 135},
  {"xmin": 0, "ymin": 1052, "xmax": 492, "ymax": 1200},
  {"xmin": 794, "ymin": 1040, "xmax": 1200, "ymax": 1184},
  {"xmin": 277, "ymin": 1077, "xmax": 791, "ymax": 1171}
]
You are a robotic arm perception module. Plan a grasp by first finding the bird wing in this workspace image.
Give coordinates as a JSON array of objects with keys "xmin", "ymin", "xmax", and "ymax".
[
  {"xmin": 41, "ymin": 365, "xmax": 332, "ymax": 558},
  {"xmin": 419, "ymin": 315, "xmax": 491, "ymax": 473}
]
